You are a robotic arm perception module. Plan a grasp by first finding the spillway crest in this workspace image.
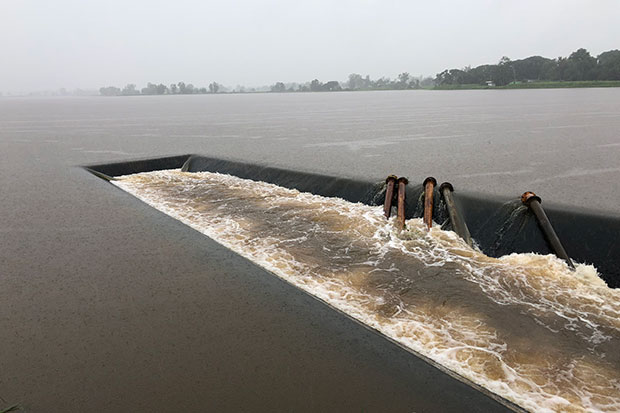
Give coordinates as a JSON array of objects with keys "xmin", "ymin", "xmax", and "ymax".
[{"xmin": 114, "ymin": 169, "xmax": 620, "ymax": 413}]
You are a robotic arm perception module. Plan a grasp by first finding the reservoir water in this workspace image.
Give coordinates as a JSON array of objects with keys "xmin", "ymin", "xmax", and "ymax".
[
  {"xmin": 2, "ymin": 89, "xmax": 620, "ymax": 214},
  {"xmin": 115, "ymin": 169, "xmax": 619, "ymax": 413}
]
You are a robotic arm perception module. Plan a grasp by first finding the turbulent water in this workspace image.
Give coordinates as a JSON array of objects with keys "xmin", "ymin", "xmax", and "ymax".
[{"xmin": 114, "ymin": 169, "xmax": 620, "ymax": 413}]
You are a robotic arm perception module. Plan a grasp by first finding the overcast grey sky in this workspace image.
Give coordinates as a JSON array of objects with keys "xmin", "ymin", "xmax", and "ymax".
[{"xmin": 2, "ymin": 0, "xmax": 619, "ymax": 92}]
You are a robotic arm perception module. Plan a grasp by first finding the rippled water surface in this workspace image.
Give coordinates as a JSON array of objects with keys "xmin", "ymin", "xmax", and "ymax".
[{"xmin": 114, "ymin": 170, "xmax": 620, "ymax": 413}]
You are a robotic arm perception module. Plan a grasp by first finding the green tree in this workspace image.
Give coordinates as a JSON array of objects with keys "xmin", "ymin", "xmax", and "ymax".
[
  {"xmin": 322, "ymin": 81, "xmax": 341, "ymax": 91},
  {"xmin": 309, "ymin": 79, "xmax": 322, "ymax": 91},
  {"xmin": 513, "ymin": 56, "xmax": 554, "ymax": 81},
  {"xmin": 419, "ymin": 76, "xmax": 435, "ymax": 88},
  {"xmin": 121, "ymin": 84, "xmax": 139, "ymax": 95},
  {"xmin": 347, "ymin": 73, "xmax": 364, "ymax": 90},
  {"xmin": 396, "ymin": 72, "xmax": 410, "ymax": 89},
  {"xmin": 99, "ymin": 86, "xmax": 121, "ymax": 96},
  {"xmin": 540, "ymin": 59, "xmax": 559, "ymax": 80},
  {"xmin": 435, "ymin": 69, "xmax": 468, "ymax": 85},
  {"xmin": 597, "ymin": 50, "xmax": 620, "ymax": 80},
  {"xmin": 408, "ymin": 78, "xmax": 420, "ymax": 89},
  {"xmin": 489, "ymin": 57, "xmax": 514, "ymax": 86},
  {"xmin": 271, "ymin": 82, "xmax": 286, "ymax": 92},
  {"xmin": 556, "ymin": 57, "xmax": 570, "ymax": 80},
  {"xmin": 141, "ymin": 82, "xmax": 166, "ymax": 95},
  {"xmin": 373, "ymin": 77, "xmax": 391, "ymax": 89},
  {"xmin": 141, "ymin": 83, "xmax": 154, "ymax": 95},
  {"xmin": 564, "ymin": 48, "xmax": 597, "ymax": 81}
]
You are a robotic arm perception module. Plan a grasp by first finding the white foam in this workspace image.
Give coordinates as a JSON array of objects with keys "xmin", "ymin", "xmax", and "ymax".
[{"xmin": 113, "ymin": 169, "xmax": 620, "ymax": 413}]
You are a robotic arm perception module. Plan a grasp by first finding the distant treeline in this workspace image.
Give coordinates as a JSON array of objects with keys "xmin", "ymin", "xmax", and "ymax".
[
  {"xmin": 269, "ymin": 73, "xmax": 435, "ymax": 92},
  {"xmin": 99, "ymin": 48, "xmax": 620, "ymax": 96},
  {"xmin": 435, "ymin": 48, "xmax": 620, "ymax": 86},
  {"xmin": 100, "ymin": 74, "xmax": 435, "ymax": 96},
  {"xmin": 100, "ymin": 81, "xmax": 222, "ymax": 96}
]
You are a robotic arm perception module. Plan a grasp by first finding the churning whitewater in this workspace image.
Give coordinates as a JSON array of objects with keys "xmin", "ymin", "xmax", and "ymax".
[{"xmin": 114, "ymin": 170, "xmax": 620, "ymax": 413}]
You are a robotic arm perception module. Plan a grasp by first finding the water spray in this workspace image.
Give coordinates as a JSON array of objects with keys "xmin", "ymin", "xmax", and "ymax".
[
  {"xmin": 383, "ymin": 175, "xmax": 398, "ymax": 218},
  {"xmin": 521, "ymin": 192, "xmax": 575, "ymax": 269},
  {"xmin": 439, "ymin": 182, "xmax": 473, "ymax": 246},
  {"xmin": 397, "ymin": 177, "xmax": 408, "ymax": 230}
]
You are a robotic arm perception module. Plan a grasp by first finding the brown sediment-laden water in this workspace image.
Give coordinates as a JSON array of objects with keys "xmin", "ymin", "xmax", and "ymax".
[{"xmin": 114, "ymin": 170, "xmax": 620, "ymax": 413}]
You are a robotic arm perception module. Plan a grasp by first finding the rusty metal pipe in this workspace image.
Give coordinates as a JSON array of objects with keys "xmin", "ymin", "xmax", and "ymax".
[
  {"xmin": 383, "ymin": 175, "xmax": 398, "ymax": 218},
  {"xmin": 521, "ymin": 192, "xmax": 575, "ymax": 269},
  {"xmin": 423, "ymin": 177, "xmax": 437, "ymax": 231},
  {"xmin": 397, "ymin": 177, "xmax": 408, "ymax": 230},
  {"xmin": 439, "ymin": 182, "xmax": 472, "ymax": 247}
]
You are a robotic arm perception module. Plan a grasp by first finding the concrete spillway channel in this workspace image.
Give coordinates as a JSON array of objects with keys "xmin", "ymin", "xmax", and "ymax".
[
  {"xmin": 84, "ymin": 154, "xmax": 620, "ymax": 412},
  {"xmin": 86, "ymin": 154, "xmax": 620, "ymax": 292}
]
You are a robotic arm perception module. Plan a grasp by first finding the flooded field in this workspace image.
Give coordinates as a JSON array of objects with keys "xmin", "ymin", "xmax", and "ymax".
[{"xmin": 115, "ymin": 169, "xmax": 620, "ymax": 413}]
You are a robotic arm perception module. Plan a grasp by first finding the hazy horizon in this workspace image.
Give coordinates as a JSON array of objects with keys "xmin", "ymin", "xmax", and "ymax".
[{"xmin": 2, "ymin": 0, "xmax": 619, "ymax": 94}]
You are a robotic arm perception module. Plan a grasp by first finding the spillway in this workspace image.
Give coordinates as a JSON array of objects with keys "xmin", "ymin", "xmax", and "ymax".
[{"xmin": 113, "ymin": 169, "xmax": 620, "ymax": 413}]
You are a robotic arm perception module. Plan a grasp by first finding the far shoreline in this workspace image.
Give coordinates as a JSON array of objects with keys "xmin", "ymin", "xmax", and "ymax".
[
  {"xmin": 433, "ymin": 80, "xmax": 620, "ymax": 90},
  {"xmin": 4, "ymin": 80, "xmax": 620, "ymax": 98}
]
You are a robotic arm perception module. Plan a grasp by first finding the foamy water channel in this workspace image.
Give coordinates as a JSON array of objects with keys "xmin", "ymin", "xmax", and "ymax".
[{"xmin": 114, "ymin": 170, "xmax": 620, "ymax": 413}]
